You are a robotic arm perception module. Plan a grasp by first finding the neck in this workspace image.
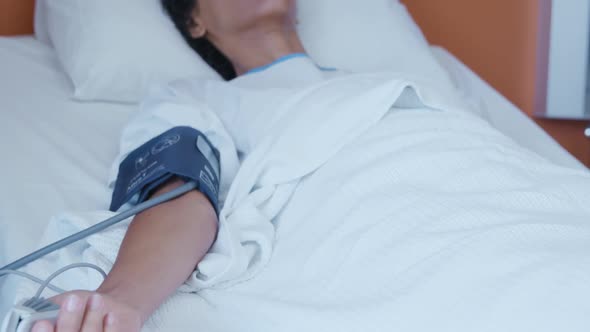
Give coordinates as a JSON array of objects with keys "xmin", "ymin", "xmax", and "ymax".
[{"xmin": 211, "ymin": 23, "xmax": 306, "ymax": 76}]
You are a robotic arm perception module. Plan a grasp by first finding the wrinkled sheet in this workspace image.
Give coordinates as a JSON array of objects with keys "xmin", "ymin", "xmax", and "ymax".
[
  {"xmin": 15, "ymin": 71, "xmax": 590, "ymax": 331},
  {"xmin": 0, "ymin": 37, "xmax": 133, "ymax": 314}
]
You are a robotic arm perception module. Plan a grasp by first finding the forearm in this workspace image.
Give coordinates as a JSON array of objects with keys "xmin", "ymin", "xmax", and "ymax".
[{"xmin": 96, "ymin": 179, "xmax": 218, "ymax": 323}]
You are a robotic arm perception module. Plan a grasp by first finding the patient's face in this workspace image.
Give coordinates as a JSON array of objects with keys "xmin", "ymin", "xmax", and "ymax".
[{"xmin": 191, "ymin": 0, "xmax": 296, "ymax": 37}]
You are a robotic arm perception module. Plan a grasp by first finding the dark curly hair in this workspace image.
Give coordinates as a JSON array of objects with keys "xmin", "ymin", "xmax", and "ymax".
[{"xmin": 161, "ymin": 0, "xmax": 237, "ymax": 80}]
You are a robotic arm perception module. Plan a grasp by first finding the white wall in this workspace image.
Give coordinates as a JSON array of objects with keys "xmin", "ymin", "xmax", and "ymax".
[{"xmin": 546, "ymin": 0, "xmax": 590, "ymax": 119}]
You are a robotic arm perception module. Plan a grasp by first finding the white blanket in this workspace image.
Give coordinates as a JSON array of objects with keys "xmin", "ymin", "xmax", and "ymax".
[{"xmin": 16, "ymin": 73, "xmax": 590, "ymax": 331}]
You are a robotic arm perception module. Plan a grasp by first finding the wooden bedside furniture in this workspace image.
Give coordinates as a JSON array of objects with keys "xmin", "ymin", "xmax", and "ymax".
[{"xmin": 0, "ymin": 0, "xmax": 34, "ymax": 35}]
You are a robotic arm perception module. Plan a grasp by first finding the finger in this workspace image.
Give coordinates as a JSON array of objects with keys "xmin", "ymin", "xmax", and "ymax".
[
  {"xmin": 31, "ymin": 320, "xmax": 55, "ymax": 332},
  {"xmin": 48, "ymin": 293, "xmax": 68, "ymax": 307},
  {"xmin": 105, "ymin": 312, "xmax": 142, "ymax": 332},
  {"xmin": 104, "ymin": 312, "xmax": 118, "ymax": 332},
  {"xmin": 56, "ymin": 294, "xmax": 86, "ymax": 332},
  {"xmin": 80, "ymin": 294, "xmax": 105, "ymax": 332}
]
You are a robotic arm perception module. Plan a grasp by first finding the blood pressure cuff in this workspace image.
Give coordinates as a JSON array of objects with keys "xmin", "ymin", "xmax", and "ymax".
[{"xmin": 110, "ymin": 126, "xmax": 221, "ymax": 214}]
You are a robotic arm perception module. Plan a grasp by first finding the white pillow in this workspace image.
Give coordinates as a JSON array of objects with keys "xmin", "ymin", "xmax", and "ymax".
[
  {"xmin": 35, "ymin": 0, "xmax": 451, "ymax": 103},
  {"xmin": 297, "ymin": 0, "xmax": 453, "ymax": 88},
  {"xmin": 36, "ymin": 0, "xmax": 220, "ymax": 103}
]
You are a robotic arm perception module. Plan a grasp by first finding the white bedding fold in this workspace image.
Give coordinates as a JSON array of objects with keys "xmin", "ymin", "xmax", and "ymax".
[
  {"xmin": 15, "ymin": 73, "xmax": 590, "ymax": 331},
  {"xmin": 20, "ymin": 73, "xmax": 462, "ymax": 292}
]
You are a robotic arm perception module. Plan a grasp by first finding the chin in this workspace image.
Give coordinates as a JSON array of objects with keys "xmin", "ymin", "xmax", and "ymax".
[
  {"xmin": 224, "ymin": 0, "xmax": 297, "ymax": 32},
  {"xmin": 256, "ymin": 0, "xmax": 295, "ymax": 17}
]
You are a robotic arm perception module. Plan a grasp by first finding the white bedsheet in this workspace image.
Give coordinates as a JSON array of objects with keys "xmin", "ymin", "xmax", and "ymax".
[
  {"xmin": 430, "ymin": 47, "xmax": 585, "ymax": 171},
  {"xmin": 0, "ymin": 36, "xmax": 587, "ymax": 318},
  {"xmin": 0, "ymin": 37, "xmax": 134, "ymax": 313},
  {"xmin": 15, "ymin": 70, "xmax": 590, "ymax": 332}
]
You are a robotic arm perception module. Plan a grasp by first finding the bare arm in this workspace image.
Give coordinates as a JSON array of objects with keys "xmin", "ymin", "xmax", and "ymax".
[
  {"xmin": 33, "ymin": 178, "xmax": 218, "ymax": 331},
  {"xmin": 97, "ymin": 178, "xmax": 218, "ymax": 320}
]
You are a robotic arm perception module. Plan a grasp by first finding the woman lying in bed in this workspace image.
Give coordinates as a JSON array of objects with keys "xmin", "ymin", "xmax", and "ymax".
[
  {"xmin": 32, "ymin": 0, "xmax": 311, "ymax": 331},
  {"xmin": 29, "ymin": 0, "xmax": 590, "ymax": 330}
]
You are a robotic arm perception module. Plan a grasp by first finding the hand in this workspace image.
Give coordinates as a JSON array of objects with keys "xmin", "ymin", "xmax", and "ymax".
[{"xmin": 31, "ymin": 290, "xmax": 143, "ymax": 332}]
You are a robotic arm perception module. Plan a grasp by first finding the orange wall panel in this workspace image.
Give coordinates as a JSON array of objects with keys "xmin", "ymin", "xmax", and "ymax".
[
  {"xmin": 0, "ymin": 0, "xmax": 35, "ymax": 36},
  {"xmin": 404, "ymin": 0, "xmax": 590, "ymax": 167},
  {"xmin": 403, "ymin": 0, "xmax": 543, "ymax": 116}
]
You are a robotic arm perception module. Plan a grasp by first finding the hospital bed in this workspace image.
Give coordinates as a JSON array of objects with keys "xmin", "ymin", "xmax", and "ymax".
[
  {"xmin": 0, "ymin": 34, "xmax": 586, "ymax": 317},
  {"xmin": 0, "ymin": 0, "xmax": 590, "ymax": 331}
]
